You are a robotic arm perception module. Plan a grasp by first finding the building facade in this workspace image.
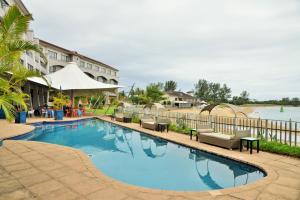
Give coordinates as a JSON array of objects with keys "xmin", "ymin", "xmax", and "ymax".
[{"xmin": 39, "ymin": 40, "xmax": 119, "ymax": 85}]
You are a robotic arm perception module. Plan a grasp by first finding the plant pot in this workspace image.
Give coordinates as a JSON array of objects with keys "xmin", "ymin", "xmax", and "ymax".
[
  {"xmin": 0, "ymin": 109, "xmax": 5, "ymax": 119},
  {"xmin": 15, "ymin": 111, "xmax": 27, "ymax": 123},
  {"xmin": 54, "ymin": 110, "xmax": 64, "ymax": 120}
]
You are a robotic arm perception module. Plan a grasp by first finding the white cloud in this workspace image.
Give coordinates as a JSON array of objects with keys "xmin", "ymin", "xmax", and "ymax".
[{"xmin": 24, "ymin": 0, "xmax": 300, "ymax": 100}]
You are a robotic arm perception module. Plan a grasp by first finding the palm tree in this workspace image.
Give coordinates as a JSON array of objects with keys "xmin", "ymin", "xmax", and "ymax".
[
  {"xmin": 164, "ymin": 80, "xmax": 177, "ymax": 92},
  {"xmin": 0, "ymin": 5, "xmax": 48, "ymax": 121}
]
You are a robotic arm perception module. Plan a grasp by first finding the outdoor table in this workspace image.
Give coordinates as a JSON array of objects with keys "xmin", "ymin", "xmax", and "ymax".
[
  {"xmin": 123, "ymin": 117, "xmax": 132, "ymax": 123},
  {"xmin": 157, "ymin": 123, "xmax": 169, "ymax": 133},
  {"xmin": 190, "ymin": 129, "xmax": 198, "ymax": 141},
  {"xmin": 240, "ymin": 137, "xmax": 259, "ymax": 154}
]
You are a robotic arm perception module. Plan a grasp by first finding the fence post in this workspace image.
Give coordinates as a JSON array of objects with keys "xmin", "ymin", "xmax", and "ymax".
[
  {"xmin": 280, "ymin": 121, "xmax": 282, "ymax": 143},
  {"xmin": 265, "ymin": 119, "xmax": 268, "ymax": 141},
  {"xmin": 284, "ymin": 121, "xmax": 287, "ymax": 144},
  {"xmin": 270, "ymin": 121, "xmax": 273, "ymax": 141},
  {"xmin": 295, "ymin": 122, "xmax": 298, "ymax": 147},
  {"xmin": 289, "ymin": 119, "xmax": 292, "ymax": 146}
]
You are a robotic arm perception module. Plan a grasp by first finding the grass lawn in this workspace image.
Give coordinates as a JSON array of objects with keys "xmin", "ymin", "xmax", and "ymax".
[{"xmin": 87, "ymin": 106, "xmax": 117, "ymax": 115}]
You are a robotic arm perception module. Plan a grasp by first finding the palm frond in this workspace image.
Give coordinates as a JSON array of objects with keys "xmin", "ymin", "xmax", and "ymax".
[
  {"xmin": 0, "ymin": 5, "xmax": 31, "ymax": 41},
  {"xmin": 0, "ymin": 40, "xmax": 48, "ymax": 65}
]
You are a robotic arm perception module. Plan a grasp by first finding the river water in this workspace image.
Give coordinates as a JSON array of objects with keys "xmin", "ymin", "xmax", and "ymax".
[{"xmin": 248, "ymin": 106, "xmax": 300, "ymax": 122}]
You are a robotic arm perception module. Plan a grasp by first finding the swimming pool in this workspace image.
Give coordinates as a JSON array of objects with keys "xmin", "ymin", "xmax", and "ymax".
[{"xmin": 15, "ymin": 119, "xmax": 266, "ymax": 191}]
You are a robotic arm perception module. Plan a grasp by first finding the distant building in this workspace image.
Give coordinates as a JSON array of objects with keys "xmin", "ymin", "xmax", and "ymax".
[{"xmin": 163, "ymin": 91, "xmax": 197, "ymax": 108}]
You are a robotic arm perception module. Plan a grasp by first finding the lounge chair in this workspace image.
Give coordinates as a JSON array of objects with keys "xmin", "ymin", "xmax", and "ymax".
[
  {"xmin": 115, "ymin": 112, "xmax": 132, "ymax": 123},
  {"xmin": 141, "ymin": 117, "xmax": 157, "ymax": 131},
  {"xmin": 198, "ymin": 129, "xmax": 251, "ymax": 149},
  {"xmin": 115, "ymin": 113, "xmax": 124, "ymax": 122}
]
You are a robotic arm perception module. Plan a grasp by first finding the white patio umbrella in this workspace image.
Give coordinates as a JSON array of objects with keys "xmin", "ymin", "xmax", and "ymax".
[{"xmin": 45, "ymin": 62, "xmax": 122, "ymax": 107}]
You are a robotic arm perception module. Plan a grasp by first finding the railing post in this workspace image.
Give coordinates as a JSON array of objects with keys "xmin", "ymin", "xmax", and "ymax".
[
  {"xmin": 270, "ymin": 121, "xmax": 273, "ymax": 141},
  {"xmin": 265, "ymin": 119, "xmax": 268, "ymax": 141},
  {"xmin": 284, "ymin": 121, "xmax": 287, "ymax": 144},
  {"xmin": 289, "ymin": 119, "xmax": 292, "ymax": 146},
  {"xmin": 295, "ymin": 122, "xmax": 298, "ymax": 147}
]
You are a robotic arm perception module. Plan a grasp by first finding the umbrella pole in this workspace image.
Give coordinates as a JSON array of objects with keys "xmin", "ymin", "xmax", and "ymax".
[{"xmin": 71, "ymin": 90, "xmax": 74, "ymax": 108}]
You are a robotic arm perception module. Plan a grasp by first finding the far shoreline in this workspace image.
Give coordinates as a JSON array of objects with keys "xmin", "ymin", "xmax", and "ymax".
[{"xmin": 242, "ymin": 104, "xmax": 300, "ymax": 107}]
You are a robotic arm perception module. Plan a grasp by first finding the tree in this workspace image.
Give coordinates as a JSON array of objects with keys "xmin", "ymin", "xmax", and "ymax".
[
  {"xmin": 232, "ymin": 91, "xmax": 250, "ymax": 105},
  {"xmin": 0, "ymin": 6, "xmax": 47, "ymax": 121},
  {"xmin": 218, "ymin": 84, "xmax": 231, "ymax": 103},
  {"xmin": 240, "ymin": 90, "xmax": 250, "ymax": 103},
  {"xmin": 164, "ymin": 80, "xmax": 177, "ymax": 92},
  {"xmin": 194, "ymin": 79, "xmax": 231, "ymax": 103},
  {"xmin": 145, "ymin": 83, "xmax": 165, "ymax": 103},
  {"xmin": 194, "ymin": 79, "xmax": 210, "ymax": 101}
]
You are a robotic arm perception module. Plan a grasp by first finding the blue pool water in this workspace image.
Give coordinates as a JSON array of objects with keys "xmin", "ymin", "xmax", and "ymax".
[{"xmin": 20, "ymin": 119, "xmax": 265, "ymax": 191}]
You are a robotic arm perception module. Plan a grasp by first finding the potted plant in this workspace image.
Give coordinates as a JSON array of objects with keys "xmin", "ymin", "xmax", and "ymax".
[
  {"xmin": 0, "ymin": 106, "xmax": 5, "ymax": 119},
  {"xmin": 53, "ymin": 91, "xmax": 69, "ymax": 120},
  {"xmin": 15, "ymin": 109, "xmax": 27, "ymax": 123}
]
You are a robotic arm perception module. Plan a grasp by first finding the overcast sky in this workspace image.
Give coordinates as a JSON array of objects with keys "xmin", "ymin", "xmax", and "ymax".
[{"xmin": 23, "ymin": 0, "xmax": 300, "ymax": 100}]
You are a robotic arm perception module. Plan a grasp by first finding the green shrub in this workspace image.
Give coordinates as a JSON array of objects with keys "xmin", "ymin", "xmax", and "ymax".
[
  {"xmin": 253, "ymin": 140, "xmax": 300, "ymax": 158},
  {"xmin": 132, "ymin": 115, "xmax": 140, "ymax": 123},
  {"xmin": 168, "ymin": 123, "xmax": 190, "ymax": 134}
]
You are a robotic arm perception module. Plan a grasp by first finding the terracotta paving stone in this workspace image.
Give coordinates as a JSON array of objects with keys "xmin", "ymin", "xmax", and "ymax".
[
  {"xmin": 262, "ymin": 183, "xmax": 300, "ymax": 200},
  {"xmin": 87, "ymin": 187, "xmax": 127, "ymax": 200},
  {"xmin": 11, "ymin": 167, "xmax": 40, "ymax": 178},
  {"xmin": 47, "ymin": 167, "xmax": 77, "ymax": 178},
  {"xmin": 39, "ymin": 187, "xmax": 79, "ymax": 200},
  {"xmin": 3, "ymin": 162, "xmax": 32, "ymax": 172},
  {"xmin": 274, "ymin": 177, "xmax": 300, "ymax": 189},
  {"xmin": 230, "ymin": 189, "xmax": 261, "ymax": 200},
  {"xmin": 257, "ymin": 192, "xmax": 289, "ymax": 200},
  {"xmin": 0, "ymin": 157, "xmax": 25, "ymax": 166},
  {"xmin": 28, "ymin": 179, "xmax": 64, "ymax": 196},
  {"xmin": 18, "ymin": 173, "xmax": 51, "ymax": 187},
  {"xmin": 0, "ymin": 173, "xmax": 15, "ymax": 183},
  {"xmin": 59, "ymin": 172, "xmax": 91, "ymax": 186},
  {"xmin": 0, "ymin": 189, "xmax": 36, "ymax": 200},
  {"xmin": 69, "ymin": 179, "xmax": 107, "ymax": 196},
  {"xmin": 0, "ymin": 179, "xmax": 24, "ymax": 193},
  {"xmin": 0, "ymin": 117, "xmax": 300, "ymax": 200}
]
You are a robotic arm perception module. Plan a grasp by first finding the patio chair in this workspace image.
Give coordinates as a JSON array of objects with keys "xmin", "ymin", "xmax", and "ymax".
[
  {"xmin": 115, "ymin": 113, "xmax": 124, "ymax": 122},
  {"xmin": 141, "ymin": 116, "xmax": 157, "ymax": 131}
]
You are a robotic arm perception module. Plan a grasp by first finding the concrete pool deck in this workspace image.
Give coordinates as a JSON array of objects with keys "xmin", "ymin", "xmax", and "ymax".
[{"xmin": 0, "ymin": 117, "xmax": 299, "ymax": 200}]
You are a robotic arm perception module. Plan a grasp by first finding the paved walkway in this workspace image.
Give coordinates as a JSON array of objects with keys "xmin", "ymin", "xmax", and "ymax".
[{"xmin": 0, "ymin": 117, "xmax": 299, "ymax": 200}]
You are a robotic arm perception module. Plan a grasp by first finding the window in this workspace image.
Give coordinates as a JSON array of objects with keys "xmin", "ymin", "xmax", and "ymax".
[
  {"xmin": 35, "ymin": 55, "xmax": 39, "ymax": 63},
  {"xmin": 61, "ymin": 54, "xmax": 71, "ymax": 62},
  {"xmin": 48, "ymin": 50, "xmax": 57, "ymax": 60},
  {"xmin": 26, "ymin": 51, "xmax": 33, "ymax": 58},
  {"xmin": 94, "ymin": 66, "xmax": 99, "ymax": 71},
  {"xmin": 102, "ymin": 67, "xmax": 106, "ymax": 73},
  {"xmin": 80, "ymin": 61, "xmax": 85, "ymax": 68},
  {"xmin": 28, "ymin": 64, "xmax": 34, "ymax": 71},
  {"xmin": 107, "ymin": 69, "xmax": 111, "ymax": 75},
  {"xmin": 87, "ymin": 63, "xmax": 92, "ymax": 70}
]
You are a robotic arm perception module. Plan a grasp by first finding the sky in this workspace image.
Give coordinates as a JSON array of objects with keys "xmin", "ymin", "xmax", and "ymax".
[{"xmin": 23, "ymin": 0, "xmax": 300, "ymax": 100}]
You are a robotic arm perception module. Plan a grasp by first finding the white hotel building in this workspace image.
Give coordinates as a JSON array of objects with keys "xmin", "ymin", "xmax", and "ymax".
[{"xmin": 0, "ymin": 0, "xmax": 120, "ymax": 108}]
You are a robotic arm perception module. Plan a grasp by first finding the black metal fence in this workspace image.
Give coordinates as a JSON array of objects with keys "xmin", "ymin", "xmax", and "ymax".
[{"xmin": 122, "ymin": 108, "xmax": 300, "ymax": 147}]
